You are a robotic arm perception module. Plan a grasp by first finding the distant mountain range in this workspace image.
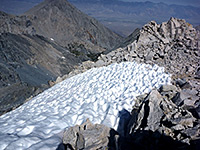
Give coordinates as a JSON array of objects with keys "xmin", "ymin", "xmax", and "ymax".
[
  {"xmin": 69, "ymin": 0, "xmax": 200, "ymax": 36},
  {"xmin": 0, "ymin": 0, "xmax": 200, "ymax": 36}
]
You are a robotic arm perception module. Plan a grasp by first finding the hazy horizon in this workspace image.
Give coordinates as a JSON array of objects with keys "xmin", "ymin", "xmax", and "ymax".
[
  {"xmin": 121, "ymin": 0, "xmax": 200, "ymax": 7},
  {"xmin": 0, "ymin": 0, "xmax": 200, "ymax": 7}
]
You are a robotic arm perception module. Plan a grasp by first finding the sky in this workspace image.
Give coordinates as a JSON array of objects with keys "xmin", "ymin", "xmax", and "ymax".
[{"xmin": 122, "ymin": 0, "xmax": 200, "ymax": 7}]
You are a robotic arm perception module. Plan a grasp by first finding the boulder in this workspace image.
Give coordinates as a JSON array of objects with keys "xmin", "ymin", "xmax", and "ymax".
[{"xmin": 62, "ymin": 119, "xmax": 118, "ymax": 150}]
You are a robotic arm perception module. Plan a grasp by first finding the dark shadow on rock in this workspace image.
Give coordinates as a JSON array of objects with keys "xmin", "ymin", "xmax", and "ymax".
[
  {"xmin": 190, "ymin": 139, "xmax": 200, "ymax": 150},
  {"xmin": 117, "ymin": 130, "xmax": 190, "ymax": 150},
  {"xmin": 56, "ymin": 143, "xmax": 65, "ymax": 150},
  {"xmin": 117, "ymin": 109, "xmax": 132, "ymax": 136},
  {"xmin": 108, "ymin": 129, "xmax": 118, "ymax": 150},
  {"xmin": 56, "ymin": 143, "xmax": 74, "ymax": 150}
]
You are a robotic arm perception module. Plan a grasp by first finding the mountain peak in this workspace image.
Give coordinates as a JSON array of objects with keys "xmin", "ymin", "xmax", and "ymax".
[
  {"xmin": 25, "ymin": 0, "xmax": 73, "ymax": 15},
  {"xmin": 25, "ymin": 0, "xmax": 122, "ymax": 51}
]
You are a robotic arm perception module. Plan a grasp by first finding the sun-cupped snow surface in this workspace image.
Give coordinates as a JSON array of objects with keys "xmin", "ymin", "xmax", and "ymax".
[{"xmin": 0, "ymin": 62, "xmax": 171, "ymax": 149}]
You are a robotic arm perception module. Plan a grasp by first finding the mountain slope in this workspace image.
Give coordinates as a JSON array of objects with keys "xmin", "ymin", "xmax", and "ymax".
[
  {"xmin": 0, "ymin": 32, "xmax": 81, "ymax": 115},
  {"xmin": 24, "ymin": 0, "xmax": 122, "ymax": 52}
]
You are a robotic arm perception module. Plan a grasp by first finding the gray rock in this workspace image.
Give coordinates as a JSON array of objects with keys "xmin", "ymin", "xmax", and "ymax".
[
  {"xmin": 160, "ymin": 84, "xmax": 178, "ymax": 92},
  {"xmin": 61, "ymin": 84, "xmax": 199, "ymax": 150},
  {"xmin": 176, "ymin": 78, "xmax": 192, "ymax": 89},
  {"xmin": 95, "ymin": 59, "xmax": 105, "ymax": 67},
  {"xmin": 63, "ymin": 119, "xmax": 117, "ymax": 150},
  {"xmin": 145, "ymin": 51, "xmax": 155, "ymax": 61},
  {"xmin": 195, "ymin": 67, "xmax": 200, "ymax": 79},
  {"xmin": 145, "ymin": 90, "xmax": 164, "ymax": 132}
]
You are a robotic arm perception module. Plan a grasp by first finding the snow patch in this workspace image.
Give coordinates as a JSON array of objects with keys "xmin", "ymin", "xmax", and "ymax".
[{"xmin": 0, "ymin": 62, "xmax": 171, "ymax": 149}]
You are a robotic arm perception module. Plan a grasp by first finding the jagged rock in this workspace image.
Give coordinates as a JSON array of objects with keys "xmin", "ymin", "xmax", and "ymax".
[
  {"xmin": 82, "ymin": 61, "xmax": 95, "ymax": 70},
  {"xmin": 55, "ymin": 76, "xmax": 63, "ymax": 84},
  {"xmin": 94, "ymin": 59, "xmax": 105, "ymax": 67},
  {"xmin": 127, "ymin": 85, "xmax": 199, "ymax": 147},
  {"xmin": 48, "ymin": 80, "xmax": 55, "ymax": 87},
  {"xmin": 176, "ymin": 78, "xmax": 192, "ymax": 89},
  {"xmin": 160, "ymin": 84, "xmax": 178, "ymax": 92},
  {"xmin": 62, "ymin": 119, "xmax": 117, "ymax": 150}
]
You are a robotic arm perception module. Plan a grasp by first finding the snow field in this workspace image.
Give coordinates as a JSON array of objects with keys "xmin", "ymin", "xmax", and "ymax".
[{"xmin": 0, "ymin": 62, "xmax": 171, "ymax": 149}]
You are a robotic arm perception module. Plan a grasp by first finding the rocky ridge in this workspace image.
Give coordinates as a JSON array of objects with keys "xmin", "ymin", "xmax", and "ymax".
[
  {"xmin": 127, "ymin": 84, "xmax": 199, "ymax": 148},
  {"xmin": 0, "ymin": 11, "xmax": 35, "ymax": 35},
  {"xmin": 55, "ymin": 18, "xmax": 200, "ymax": 83}
]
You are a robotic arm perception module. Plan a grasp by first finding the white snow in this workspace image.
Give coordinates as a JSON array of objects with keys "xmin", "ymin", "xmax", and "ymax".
[{"xmin": 0, "ymin": 62, "xmax": 171, "ymax": 149}]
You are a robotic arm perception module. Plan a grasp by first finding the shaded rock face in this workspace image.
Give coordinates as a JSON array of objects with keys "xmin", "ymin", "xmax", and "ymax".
[
  {"xmin": 0, "ymin": 33, "xmax": 81, "ymax": 115},
  {"xmin": 195, "ymin": 25, "xmax": 200, "ymax": 31},
  {"xmin": 62, "ymin": 119, "xmax": 117, "ymax": 150},
  {"xmin": 0, "ymin": 11, "xmax": 36, "ymax": 35}
]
